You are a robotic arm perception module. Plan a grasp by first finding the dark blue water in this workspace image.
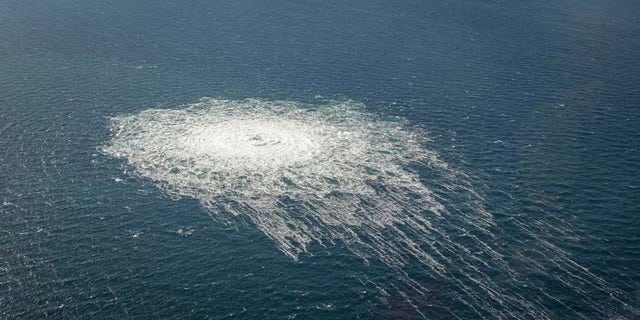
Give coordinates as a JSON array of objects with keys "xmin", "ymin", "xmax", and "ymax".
[{"xmin": 1, "ymin": 0, "xmax": 639, "ymax": 318}]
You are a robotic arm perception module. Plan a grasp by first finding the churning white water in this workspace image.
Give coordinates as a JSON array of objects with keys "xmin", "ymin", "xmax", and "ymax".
[
  {"xmin": 103, "ymin": 98, "xmax": 474, "ymax": 263},
  {"xmin": 103, "ymin": 98, "xmax": 632, "ymax": 319}
]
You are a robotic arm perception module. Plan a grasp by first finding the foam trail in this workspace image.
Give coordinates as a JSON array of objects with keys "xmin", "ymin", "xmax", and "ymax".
[{"xmin": 103, "ymin": 98, "xmax": 638, "ymax": 319}]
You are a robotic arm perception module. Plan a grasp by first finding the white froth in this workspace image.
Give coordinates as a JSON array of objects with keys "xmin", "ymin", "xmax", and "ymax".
[
  {"xmin": 104, "ymin": 98, "xmax": 430, "ymax": 203},
  {"xmin": 103, "ymin": 98, "xmax": 635, "ymax": 319},
  {"xmin": 182, "ymin": 119, "xmax": 323, "ymax": 169}
]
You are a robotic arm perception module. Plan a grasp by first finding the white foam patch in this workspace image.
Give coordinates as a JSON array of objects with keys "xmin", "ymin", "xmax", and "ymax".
[
  {"xmin": 104, "ymin": 98, "xmax": 460, "ymax": 261},
  {"xmin": 103, "ymin": 98, "xmax": 637, "ymax": 319}
]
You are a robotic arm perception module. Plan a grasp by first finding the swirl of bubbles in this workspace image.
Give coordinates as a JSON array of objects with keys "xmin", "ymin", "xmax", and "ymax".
[
  {"xmin": 103, "ymin": 98, "xmax": 636, "ymax": 319},
  {"xmin": 104, "ymin": 98, "xmax": 477, "ymax": 263}
]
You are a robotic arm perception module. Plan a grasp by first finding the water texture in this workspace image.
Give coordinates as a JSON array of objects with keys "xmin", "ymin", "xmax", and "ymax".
[{"xmin": 1, "ymin": 0, "xmax": 639, "ymax": 319}]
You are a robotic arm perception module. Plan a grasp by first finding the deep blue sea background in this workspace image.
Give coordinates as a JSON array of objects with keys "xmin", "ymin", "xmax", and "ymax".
[{"xmin": 1, "ymin": 0, "xmax": 639, "ymax": 318}]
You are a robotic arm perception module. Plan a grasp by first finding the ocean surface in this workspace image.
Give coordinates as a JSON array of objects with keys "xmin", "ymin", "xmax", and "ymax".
[{"xmin": 1, "ymin": 0, "xmax": 639, "ymax": 319}]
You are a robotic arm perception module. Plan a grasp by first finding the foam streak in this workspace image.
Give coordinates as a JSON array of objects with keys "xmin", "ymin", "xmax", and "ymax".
[{"xmin": 103, "ymin": 98, "xmax": 637, "ymax": 319}]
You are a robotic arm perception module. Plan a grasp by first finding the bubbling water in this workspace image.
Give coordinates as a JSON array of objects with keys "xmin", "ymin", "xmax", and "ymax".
[
  {"xmin": 103, "ymin": 98, "xmax": 636, "ymax": 319},
  {"xmin": 104, "ymin": 98, "xmax": 459, "ymax": 260},
  {"xmin": 104, "ymin": 99, "xmax": 456, "ymax": 258},
  {"xmin": 182, "ymin": 119, "xmax": 323, "ymax": 170}
]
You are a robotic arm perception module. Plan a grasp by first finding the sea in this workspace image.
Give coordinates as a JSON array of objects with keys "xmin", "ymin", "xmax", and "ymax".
[{"xmin": 1, "ymin": 0, "xmax": 638, "ymax": 319}]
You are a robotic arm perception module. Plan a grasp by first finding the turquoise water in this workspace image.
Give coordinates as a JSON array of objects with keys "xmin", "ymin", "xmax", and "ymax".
[{"xmin": 1, "ymin": 1, "xmax": 639, "ymax": 318}]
